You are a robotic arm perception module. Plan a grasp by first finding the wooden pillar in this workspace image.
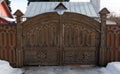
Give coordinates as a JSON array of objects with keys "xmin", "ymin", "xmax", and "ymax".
[
  {"xmin": 14, "ymin": 10, "xmax": 24, "ymax": 67},
  {"xmin": 99, "ymin": 8, "xmax": 110, "ymax": 66}
]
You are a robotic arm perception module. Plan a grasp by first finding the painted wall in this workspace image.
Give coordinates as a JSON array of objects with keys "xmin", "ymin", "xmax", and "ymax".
[
  {"xmin": 0, "ymin": 1, "xmax": 12, "ymax": 18},
  {"xmin": 0, "ymin": 1, "xmax": 13, "ymax": 24}
]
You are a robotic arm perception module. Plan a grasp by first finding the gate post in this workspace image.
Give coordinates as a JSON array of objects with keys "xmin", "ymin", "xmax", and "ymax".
[
  {"xmin": 14, "ymin": 10, "xmax": 24, "ymax": 67},
  {"xmin": 99, "ymin": 8, "xmax": 110, "ymax": 66}
]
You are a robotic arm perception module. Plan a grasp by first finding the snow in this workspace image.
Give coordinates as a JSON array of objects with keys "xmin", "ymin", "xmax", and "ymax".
[
  {"xmin": 24, "ymin": 62, "xmax": 120, "ymax": 74},
  {"xmin": 24, "ymin": 66, "xmax": 112, "ymax": 74},
  {"xmin": 1, "ymin": 60, "xmax": 120, "ymax": 74},
  {"xmin": 1, "ymin": 17, "xmax": 15, "ymax": 22},
  {"xmin": 0, "ymin": 60, "xmax": 23, "ymax": 74},
  {"xmin": 106, "ymin": 62, "xmax": 120, "ymax": 74}
]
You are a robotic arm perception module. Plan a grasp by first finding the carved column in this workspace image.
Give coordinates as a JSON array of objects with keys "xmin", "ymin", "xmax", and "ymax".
[
  {"xmin": 14, "ymin": 10, "xmax": 24, "ymax": 67},
  {"xmin": 99, "ymin": 8, "xmax": 110, "ymax": 66}
]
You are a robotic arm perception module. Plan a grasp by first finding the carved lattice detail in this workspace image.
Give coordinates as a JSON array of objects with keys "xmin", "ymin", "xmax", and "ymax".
[
  {"xmin": 63, "ymin": 24, "xmax": 97, "ymax": 47},
  {"xmin": 36, "ymin": 49, "xmax": 47, "ymax": 61},
  {"xmin": 22, "ymin": 12, "xmax": 100, "ymax": 65}
]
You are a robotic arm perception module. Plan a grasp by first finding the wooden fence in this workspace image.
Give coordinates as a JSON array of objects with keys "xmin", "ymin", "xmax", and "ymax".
[
  {"xmin": 1, "ymin": 24, "xmax": 120, "ymax": 66},
  {"xmin": 0, "ymin": 24, "xmax": 17, "ymax": 66},
  {"xmin": 106, "ymin": 25, "xmax": 120, "ymax": 64},
  {"xmin": 0, "ymin": 9, "xmax": 120, "ymax": 67}
]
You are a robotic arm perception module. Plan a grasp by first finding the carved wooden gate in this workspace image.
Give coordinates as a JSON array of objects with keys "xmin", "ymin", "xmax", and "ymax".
[{"xmin": 22, "ymin": 12, "xmax": 100, "ymax": 66}]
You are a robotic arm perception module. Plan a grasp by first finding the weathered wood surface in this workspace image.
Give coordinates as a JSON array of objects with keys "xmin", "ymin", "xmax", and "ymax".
[
  {"xmin": 1, "ymin": 10, "xmax": 120, "ymax": 67},
  {"xmin": 21, "ymin": 12, "xmax": 100, "ymax": 66}
]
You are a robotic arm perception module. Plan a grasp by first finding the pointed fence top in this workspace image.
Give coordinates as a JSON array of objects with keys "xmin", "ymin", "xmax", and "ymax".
[
  {"xmin": 14, "ymin": 10, "xmax": 24, "ymax": 17},
  {"xmin": 99, "ymin": 8, "xmax": 110, "ymax": 15}
]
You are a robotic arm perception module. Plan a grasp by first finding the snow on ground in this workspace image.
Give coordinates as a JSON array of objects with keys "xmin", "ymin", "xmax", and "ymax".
[
  {"xmin": 1, "ymin": 59, "xmax": 120, "ymax": 74},
  {"xmin": 0, "ymin": 60, "xmax": 23, "ymax": 74},
  {"xmin": 23, "ymin": 66, "xmax": 112, "ymax": 74},
  {"xmin": 106, "ymin": 62, "xmax": 120, "ymax": 74}
]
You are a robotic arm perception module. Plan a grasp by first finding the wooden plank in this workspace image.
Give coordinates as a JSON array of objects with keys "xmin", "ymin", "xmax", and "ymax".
[{"xmin": 0, "ymin": 50, "xmax": 1, "ymax": 58}]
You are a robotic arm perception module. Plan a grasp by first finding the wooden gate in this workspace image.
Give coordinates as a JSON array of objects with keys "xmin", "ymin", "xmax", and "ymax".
[{"xmin": 22, "ymin": 12, "xmax": 100, "ymax": 66}]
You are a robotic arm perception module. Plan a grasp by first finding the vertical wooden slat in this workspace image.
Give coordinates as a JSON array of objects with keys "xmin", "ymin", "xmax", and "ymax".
[
  {"xmin": 13, "ymin": 49, "xmax": 16, "ymax": 64},
  {"xmin": 7, "ymin": 50, "xmax": 10, "ymax": 61},
  {"xmin": 106, "ymin": 49, "xmax": 110, "ymax": 63},
  {"xmin": 11, "ymin": 49, "xmax": 14, "ymax": 62},
  {"xmin": 2, "ymin": 50, "xmax": 4, "ymax": 60},
  {"xmin": 118, "ymin": 34, "xmax": 120, "ymax": 46},
  {"xmin": 14, "ymin": 50, "xmax": 16, "ymax": 63},
  {"xmin": 111, "ymin": 50, "xmax": 113, "ymax": 61},
  {"xmin": 10, "ymin": 50, "xmax": 13, "ymax": 64},
  {"xmin": 10, "ymin": 50, "xmax": 13, "ymax": 63},
  {"xmin": 115, "ymin": 34, "xmax": 118, "ymax": 49},
  {"xmin": 5, "ymin": 50, "xmax": 8, "ymax": 61},
  {"xmin": 1, "ymin": 50, "xmax": 3, "ymax": 59},
  {"xmin": 0, "ymin": 50, "xmax": 2, "ymax": 59},
  {"xmin": 115, "ymin": 50, "xmax": 118, "ymax": 61},
  {"xmin": 0, "ymin": 50, "xmax": 1, "ymax": 58},
  {"xmin": 12, "ymin": 49, "xmax": 15, "ymax": 63}
]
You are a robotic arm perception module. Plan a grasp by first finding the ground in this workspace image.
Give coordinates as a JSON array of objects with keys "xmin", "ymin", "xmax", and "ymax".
[
  {"xmin": 23, "ymin": 66, "xmax": 111, "ymax": 74},
  {"xmin": 1, "ymin": 60, "xmax": 120, "ymax": 74}
]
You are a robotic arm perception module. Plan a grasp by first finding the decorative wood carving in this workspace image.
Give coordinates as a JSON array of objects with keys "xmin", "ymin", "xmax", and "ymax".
[
  {"xmin": 1, "ymin": 9, "xmax": 120, "ymax": 67},
  {"xmin": 21, "ymin": 12, "xmax": 100, "ymax": 66}
]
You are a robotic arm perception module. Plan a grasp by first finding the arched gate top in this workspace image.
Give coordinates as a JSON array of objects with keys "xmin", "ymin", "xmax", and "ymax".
[{"xmin": 22, "ymin": 12, "xmax": 101, "ymax": 32}]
